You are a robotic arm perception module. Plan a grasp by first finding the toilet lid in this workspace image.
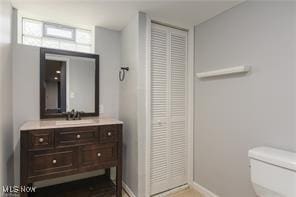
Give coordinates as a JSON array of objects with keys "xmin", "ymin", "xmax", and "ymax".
[{"xmin": 248, "ymin": 147, "xmax": 296, "ymax": 171}]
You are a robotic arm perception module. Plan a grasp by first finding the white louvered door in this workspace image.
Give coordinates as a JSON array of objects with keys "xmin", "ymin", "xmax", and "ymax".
[{"xmin": 150, "ymin": 23, "xmax": 187, "ymax": 195}]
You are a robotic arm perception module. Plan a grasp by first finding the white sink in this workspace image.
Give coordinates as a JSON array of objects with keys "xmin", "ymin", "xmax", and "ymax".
[{"xmin": 55, "ymin": 119, "xmax": 95, "ymax": 126}]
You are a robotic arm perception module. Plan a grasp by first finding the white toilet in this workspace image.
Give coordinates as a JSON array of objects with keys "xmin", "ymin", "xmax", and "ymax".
[{"xmin": 248, "ymin": 147, "xmax": 296, "ymax": 197}]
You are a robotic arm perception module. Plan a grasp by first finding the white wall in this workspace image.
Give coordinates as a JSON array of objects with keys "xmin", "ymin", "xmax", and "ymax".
[
  {"xmin": 12, "ymin": 44, "xmax": 40, "ymax": 184},
  {"xmin": 0, "ymin": 0, "xmax": 14, "ymax": 187},
  {"xmin": 95, "ymin": 26, "xmax": 121, "ymax": 118},
  {"xmin": 194, "ymin": 2, "xmax": 296, "ymax": 197},
  {"xmin": 12, "ymin": 16, "xmax": 121, "ymax": 184},
  {"xmin": 119, "ymin": 12, "xmax": 148, "ymax": 196},
  {"xmin": 119, "ymin": 13, "xmax": 139, "ymax": 195},
  {"xmin": 136, "ymin": 12, "xmax": 148, "ymax": 196}
]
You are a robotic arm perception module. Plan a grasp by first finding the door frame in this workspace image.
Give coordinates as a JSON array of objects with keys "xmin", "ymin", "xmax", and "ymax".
[{"xmin": 144, "ymin": 19, "xmax": 195, "ymax": 196}]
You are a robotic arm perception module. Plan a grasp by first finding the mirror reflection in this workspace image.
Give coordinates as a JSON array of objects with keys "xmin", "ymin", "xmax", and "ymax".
[{"xmin": 44, "ymin": 54, "xmax": 96, "ymax": 115}]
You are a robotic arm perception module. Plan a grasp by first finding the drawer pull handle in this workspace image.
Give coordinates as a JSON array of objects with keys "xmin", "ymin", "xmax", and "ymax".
[
  {"xmin": 107, "ymin": 132, "xmax": 112, "ymax": 136},
  {"xmin": 39, "ymin": 138, "xmax": 44, "ymax": 143},
  {"xmin": 97, "ymin": 153, "xmax": 101, "ymax": 157},
  {"xmin": 52, "ymin": 159, "xmax": 57, "ymax": 164},
  {"xmin": 76, "ymin": 134, "xmax": 81, "ymax": 139}
]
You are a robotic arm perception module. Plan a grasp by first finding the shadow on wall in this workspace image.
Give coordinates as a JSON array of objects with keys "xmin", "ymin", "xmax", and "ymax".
[
  {"xmin": 0, "ymin": 127, "xmax": 15, "ymax": 186},
  {"xmin": 7, "ymin": 149, "xmax": 14, "ymax": 185}
]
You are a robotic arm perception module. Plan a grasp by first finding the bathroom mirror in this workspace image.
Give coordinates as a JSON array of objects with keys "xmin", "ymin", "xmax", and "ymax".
[{"xmin": 40, "ymin": 48, "xmax": 99, "ymax": 118}]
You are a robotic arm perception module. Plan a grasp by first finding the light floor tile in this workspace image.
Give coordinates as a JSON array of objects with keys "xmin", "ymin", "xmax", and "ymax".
[
  {"xmin": 167, "ymin": 188, "xmax": 202, "ymax": 197},
  {"xmin": 122, "ymin": 187, "xmax": 202, "ymax": 197}
]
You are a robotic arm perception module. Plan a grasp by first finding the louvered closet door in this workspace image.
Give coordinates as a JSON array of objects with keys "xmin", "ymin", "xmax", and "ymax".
[
  {"xmin": 150, "ymin": 23, "xmax": 187, "ymax": 195},
  {"xmin": 151, "ymin": 24, "xmax": 170, "ymax": 195},
  {"xmin": 169, "ymin": 28, "xmax": 187, "ymax": 189}
]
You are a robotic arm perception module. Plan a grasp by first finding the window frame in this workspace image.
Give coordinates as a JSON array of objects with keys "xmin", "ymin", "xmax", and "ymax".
[
  {"xmin": 43, "ymin": 22, "xmax": 76, "ymax": 41},
  {"xmin": 20, "ymin": 16, "xmax": 94, "ymax": 53}
]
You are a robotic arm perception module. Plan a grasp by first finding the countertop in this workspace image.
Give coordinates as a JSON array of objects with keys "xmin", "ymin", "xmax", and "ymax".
[{"xmin": 19, "ymin": 117, "xmax": 123, "ymax": 131}]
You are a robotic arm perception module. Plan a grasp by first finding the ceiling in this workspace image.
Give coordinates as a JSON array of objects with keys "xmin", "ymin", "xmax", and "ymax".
[{"xmin": 11, "ymin": 0, "xmax": 243, "ymax": 31}]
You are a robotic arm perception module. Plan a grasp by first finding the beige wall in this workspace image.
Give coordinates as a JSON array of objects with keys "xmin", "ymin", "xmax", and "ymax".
[
  {"xmin": 194, "ymin": 2, "xmax": 296, "ymax": 197},
  {"xmin": 0, "ymin": 0, "xmax": 14, "ymax": 187}
]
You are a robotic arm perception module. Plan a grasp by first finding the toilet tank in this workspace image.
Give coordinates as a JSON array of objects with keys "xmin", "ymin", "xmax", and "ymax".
[{"xmin": 248, "ymin": 147, "xmax": 296, "ymax": 197}]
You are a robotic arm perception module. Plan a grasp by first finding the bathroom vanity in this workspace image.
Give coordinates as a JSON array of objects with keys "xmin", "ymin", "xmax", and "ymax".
[
  {"xmin": 18, "ymin": 48, "xmax": 123, "ymax": 196},
  {"xmin": 20, "ymin": 117, "xmax": 122, "ymax": 197}
]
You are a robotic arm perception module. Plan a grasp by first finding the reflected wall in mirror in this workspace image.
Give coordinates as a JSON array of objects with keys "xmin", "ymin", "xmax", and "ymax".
[{"xmin": 40, "ymin": 48, "xmax": 99, "ymax": 118}]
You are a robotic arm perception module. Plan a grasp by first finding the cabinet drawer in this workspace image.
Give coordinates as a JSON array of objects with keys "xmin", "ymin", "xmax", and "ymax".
[
  {"xmin": 99, "ymin": 125, "xmax": 118, "ymax": 143},
  {"xmin": 55, "ymin": 126, "xmax": 98, "ymax": 147},
  {"xmin": 28, "ymin": 130, "xmax": 54, "ymax": 150},
  {"xmin": 80, "ymin": 144, "xmax": 117, "ymax": 167},
  {"xmin": 28, "ymin": 148, "xmax": 78, "ymax": 179}
]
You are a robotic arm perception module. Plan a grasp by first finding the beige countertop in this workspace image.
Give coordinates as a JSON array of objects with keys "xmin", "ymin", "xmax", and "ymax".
[{"xmin": 19, "ymin": 117, "xmax": 123, "ymax": 131}]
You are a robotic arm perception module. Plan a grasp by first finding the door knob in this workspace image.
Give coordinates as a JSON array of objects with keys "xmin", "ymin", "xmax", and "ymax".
[{"xmin": 39, "ymin": 138, "xmax": 44, "ymax": 143}]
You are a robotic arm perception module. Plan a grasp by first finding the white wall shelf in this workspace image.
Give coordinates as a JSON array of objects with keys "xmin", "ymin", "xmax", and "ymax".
[{"xmin": 196, "ymin": 65, "xmax": 250, "ymax": 79}]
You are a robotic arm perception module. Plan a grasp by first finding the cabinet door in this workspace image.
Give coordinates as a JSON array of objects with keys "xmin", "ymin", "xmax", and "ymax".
[
  {"xmin": 79, "ymin": 144, "xmax": 117, "ymax": 171},
  {"xmin": 150, "ymin": 23, "xmax": 187, "ymax": 195},
  {"xmin": 28, "ymin": 148, "xmax": 78, "ymax": 182}
]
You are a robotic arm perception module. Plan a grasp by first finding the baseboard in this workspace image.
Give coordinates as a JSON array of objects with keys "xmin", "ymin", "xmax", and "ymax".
[
  {"xmin": 190, "ymin": 182, "xmax": 219, "ymax": 197},
  {"xmin": 122, "ymin": 181, "xmax": 136, "ymax": 197}
]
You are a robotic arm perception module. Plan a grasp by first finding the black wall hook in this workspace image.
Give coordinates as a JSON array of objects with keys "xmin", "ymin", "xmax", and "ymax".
[{"xmin": 119, "ymin": 66, "xmax": 129, "ymax": 81}]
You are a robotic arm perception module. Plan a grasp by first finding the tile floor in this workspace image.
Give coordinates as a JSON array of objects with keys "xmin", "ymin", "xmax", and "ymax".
[
  {"xmin": 122, "ymin": 188, "xmax": 202, "ymax": 197},
  {"xmin": 168, "ymin": 188, "xmax": 202, "ymax": 197}
]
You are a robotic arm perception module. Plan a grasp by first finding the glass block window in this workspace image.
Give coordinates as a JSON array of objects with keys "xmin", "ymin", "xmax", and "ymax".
[
  {"xmin": 22, "ymin": 18, "xmax": 93, "ymax": 53},
  {"xmin": 44, "ymin": 23, "xmax": 75, "ymax": 40},
  {"xmin": 23, "ymin": 18, "xmax": 43, "ymax": 37}
]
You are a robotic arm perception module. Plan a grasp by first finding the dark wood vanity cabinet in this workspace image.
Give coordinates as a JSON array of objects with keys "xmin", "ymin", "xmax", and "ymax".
[{"xmin": 20, "ymin": 124, "xmax": 122, "ymax": 197}]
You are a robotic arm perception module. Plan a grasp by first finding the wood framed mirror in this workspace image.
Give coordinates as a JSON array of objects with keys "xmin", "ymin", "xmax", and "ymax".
[{"xmin": 40, "ymin": 48, "xmax": 99, "ymax": 119}]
